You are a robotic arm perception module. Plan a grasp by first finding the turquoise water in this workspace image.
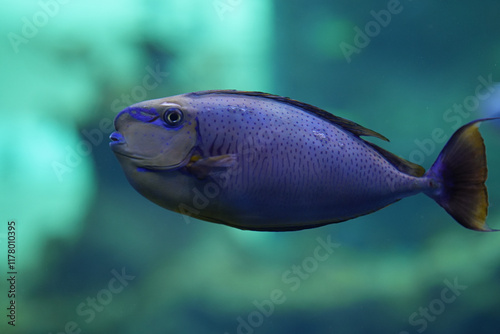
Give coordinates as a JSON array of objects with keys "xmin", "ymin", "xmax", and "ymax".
[{"xmin": 1, "ymin": 1, "xmax": 500, "ymax": 333}]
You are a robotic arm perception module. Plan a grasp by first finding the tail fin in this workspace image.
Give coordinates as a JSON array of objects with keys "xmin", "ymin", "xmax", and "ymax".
[{"xmin": 425, "ymin": 118, "xmax": 499, "ymax": 232}]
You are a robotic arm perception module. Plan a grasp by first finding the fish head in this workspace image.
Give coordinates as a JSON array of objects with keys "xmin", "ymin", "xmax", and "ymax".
[{"xmin": 109, "ymin": 95, "xmax": 198, "ymax": 171}]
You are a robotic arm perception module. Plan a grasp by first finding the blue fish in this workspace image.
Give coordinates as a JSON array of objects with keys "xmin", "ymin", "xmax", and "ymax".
[{"xmin": 110, "ymin": 90, "xmax": 498, "ymax": 232}]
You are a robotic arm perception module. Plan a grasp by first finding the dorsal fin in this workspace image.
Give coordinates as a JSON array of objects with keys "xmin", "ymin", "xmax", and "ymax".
[
  {"xmin": 189, "ymin": 90, "xmax": 389, "ymax": 141},
  {"xmin": 364, "ymin": 142, "xmax": 425, "ymax": 177},
  {"xmin": 189, "ymin": 90, "xmax": 425, "ymax": 177}
]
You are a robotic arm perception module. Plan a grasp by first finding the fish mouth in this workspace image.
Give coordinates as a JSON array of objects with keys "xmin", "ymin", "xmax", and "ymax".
[
  {"xmin": 109, "ymin": 132, "xmax": 125, "ymax": 146},
  {"xmin": 109, "ymin": 132, "xmax": 140, "ymax": 159}
]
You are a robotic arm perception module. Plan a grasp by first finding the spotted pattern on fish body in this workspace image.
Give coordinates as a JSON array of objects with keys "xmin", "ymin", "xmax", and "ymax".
[
  {"xmin": 185, "ymin": 93, "xmax": 417, "ymax": 221},
  {"xmin": 110, "ymin": 90, "xmax": 498, "ymax": 232}
]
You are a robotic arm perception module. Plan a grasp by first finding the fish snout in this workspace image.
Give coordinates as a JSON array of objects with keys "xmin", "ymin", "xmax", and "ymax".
[{"xmin": 109, "ymin": 132, "xmax": 125, "ymax": 146}]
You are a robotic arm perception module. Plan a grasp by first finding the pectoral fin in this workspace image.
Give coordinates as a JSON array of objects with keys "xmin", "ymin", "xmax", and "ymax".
[{"xmin": 186, "ymin": 154, "xmax": 237, "ymax": 179}]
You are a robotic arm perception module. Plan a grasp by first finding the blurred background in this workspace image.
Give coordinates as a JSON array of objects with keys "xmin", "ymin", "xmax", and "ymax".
[{"xmin": 1, "ymin": 0, "xmax": 500, "ymax": 333}]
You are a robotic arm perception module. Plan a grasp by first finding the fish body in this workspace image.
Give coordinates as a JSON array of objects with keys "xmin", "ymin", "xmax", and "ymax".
[{"xmin": 110, "ymin": 90, "xmax": 497, "ymax": 232}]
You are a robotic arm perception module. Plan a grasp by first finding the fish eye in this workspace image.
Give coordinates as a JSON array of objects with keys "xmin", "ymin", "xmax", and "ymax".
[{"xmin": 163, "ymin": 108, "xmax": 184, "ymax": 127}]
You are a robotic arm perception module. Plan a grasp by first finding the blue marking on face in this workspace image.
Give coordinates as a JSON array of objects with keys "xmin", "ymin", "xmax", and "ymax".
[
  {"xmin": 114, "ymin": 107, "xmax": 159, "ymax": 129},
  {"xmin": 127, "ymin": 107, "xmax": 159, "ymax": 122}
]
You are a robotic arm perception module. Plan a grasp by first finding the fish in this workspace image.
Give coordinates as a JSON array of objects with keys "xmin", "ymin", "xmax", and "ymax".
[{"xmin": 109, "ymin": 90, "xmax": 498, "ymax": 232}]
